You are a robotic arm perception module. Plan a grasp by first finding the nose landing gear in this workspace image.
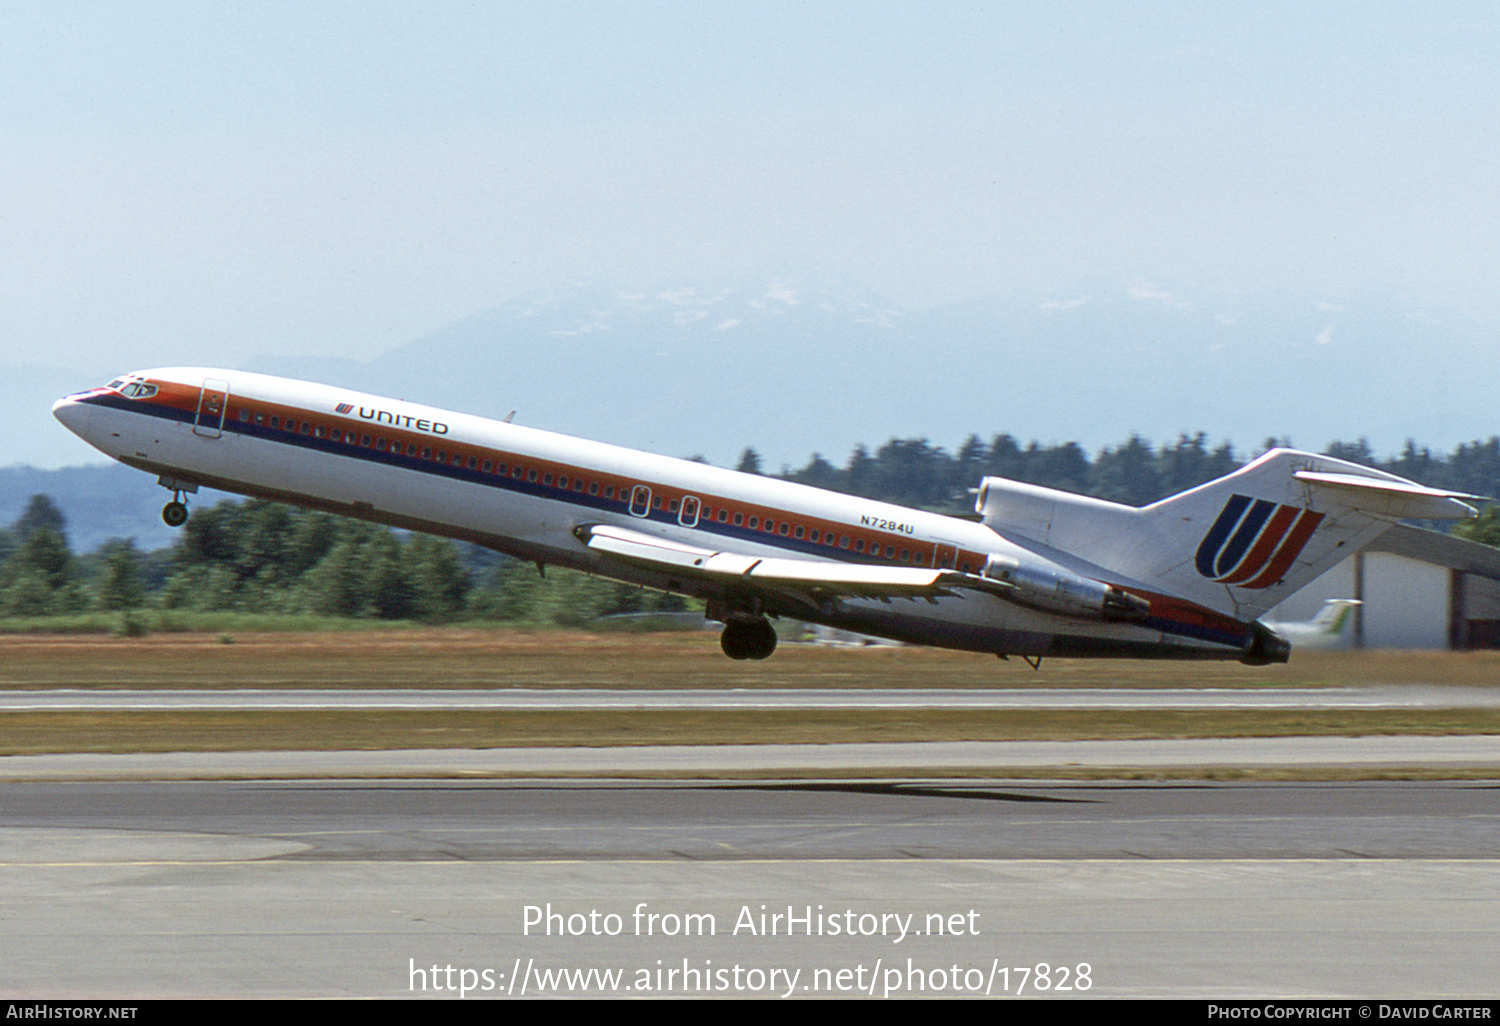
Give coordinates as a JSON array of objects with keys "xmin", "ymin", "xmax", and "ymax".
[
  {"xmin": 162, "ymin": 493, "xmax": 189, "ymax": 527},
  {"xmin": 156, "ymin": 476, "xmax": 199, "ymax": 528}
]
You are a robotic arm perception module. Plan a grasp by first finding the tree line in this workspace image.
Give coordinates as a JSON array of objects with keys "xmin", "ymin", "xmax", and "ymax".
[
  {"xmin": 4, "ymin": 431, "xmax": 1499, "ymax": 621},
  {"xmin": 0, "ymin": 494, "xmax": 688, "ymax": 625},
  {"xmin": 751, "ymin": 432, "xmax": 1500, "ymax": 512}
]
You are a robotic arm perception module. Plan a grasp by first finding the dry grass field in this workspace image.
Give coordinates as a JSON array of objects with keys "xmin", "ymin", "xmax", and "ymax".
[
  {"xmin": 0, "ymin": 630, "xmax": 1496, "ymax": 756},
  {"xmin": 3, "ymin": 627, "xmax": 1499, "ymax": 690}
]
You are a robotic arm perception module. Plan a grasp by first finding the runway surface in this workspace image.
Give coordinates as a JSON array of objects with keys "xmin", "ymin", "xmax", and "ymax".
[
  {"xmin": 4, "ymin": 735, "xmax": 1500, "ymax": 781},
  {"xmin": 6, "ymin": 680, "xmax": 1498, "ymax": 999},
  {"xmin": 5, "ymin": 778, "xmax": 1498, "ymax": 860},
  {"xmin": 1, "ymin": 779, "xmax": 1497, "ymax": 999},
  {"xmin": 4, "ymin": 685, "xmax": 1498, "ymax": 711}
]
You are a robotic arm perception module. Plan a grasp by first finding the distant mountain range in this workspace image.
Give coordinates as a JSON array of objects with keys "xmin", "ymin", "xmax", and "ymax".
[
  {"xmin": 8, "ymin": 274, "xmax": 1499, "ymax": 549},
  {"xmin": 243, "ymin": 274, "xmax": 1500, "ymax": 471}
]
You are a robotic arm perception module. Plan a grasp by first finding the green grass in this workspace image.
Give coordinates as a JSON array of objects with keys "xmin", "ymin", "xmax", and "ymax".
[{"xmin": 0, "ymin": 611, "xmax": 431, "ymax": 635}]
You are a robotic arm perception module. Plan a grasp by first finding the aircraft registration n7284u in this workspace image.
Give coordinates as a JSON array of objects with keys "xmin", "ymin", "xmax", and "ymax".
[{"xmin": 53, "ymin": 368, "xmax": 1480, "ymax": 665}]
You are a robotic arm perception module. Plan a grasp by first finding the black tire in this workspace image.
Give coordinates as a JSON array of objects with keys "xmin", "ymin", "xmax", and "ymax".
[
  {"xmin": 720, "ymin": 617, "xmax": 777, "ymax": 660},
  {"xmin": 720, "ymin": 621, "xmax": 753, "ymax": 659},
  {"xmin": 162, "ymin": 501, "xmax": 188, "ymax": 527}
]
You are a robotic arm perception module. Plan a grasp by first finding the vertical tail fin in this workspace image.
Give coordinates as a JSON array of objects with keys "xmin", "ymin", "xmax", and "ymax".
[
  {"xmin": 976, "ymin": 448, "xmax": 1479, "ymax": 622},
  {"xmin": 1135, "ymin": 449, "xmax": 1477, "ymax": 619},
  {"xmin": 1309, "ymin": 598, "xmax": 1361, "ymax": 634}
]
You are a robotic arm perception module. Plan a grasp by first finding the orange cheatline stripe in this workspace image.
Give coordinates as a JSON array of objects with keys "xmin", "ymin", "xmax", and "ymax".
[
  {"xmin": 1242, "ymin": 509, "xmax": 1325, "ymax": 589},
  {"xmin": 141, "ymin": 379, "xmax": 952, "ymax": 567},
  {"xmin": 1220, "ymin": 504, "xmax": 1299, "ymax": 584}
]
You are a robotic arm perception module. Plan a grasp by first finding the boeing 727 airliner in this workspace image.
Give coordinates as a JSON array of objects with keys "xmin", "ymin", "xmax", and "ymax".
[{"xmin": 52, "ymin": 369, "xmax": 1479, "ymax": 664}]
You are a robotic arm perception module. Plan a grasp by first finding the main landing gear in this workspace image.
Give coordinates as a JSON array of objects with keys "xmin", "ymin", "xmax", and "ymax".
[{"xmin": 720, "ymin": 615, "xmax": 778, "ymax": 660}]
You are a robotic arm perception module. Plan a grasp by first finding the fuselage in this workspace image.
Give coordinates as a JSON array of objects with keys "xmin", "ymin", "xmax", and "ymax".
[{"xmin": 52, "ymin": 367, "xmax": 1264, "ymax": 660}]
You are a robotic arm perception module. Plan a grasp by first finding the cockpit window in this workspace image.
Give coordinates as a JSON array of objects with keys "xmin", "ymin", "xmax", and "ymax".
[
  {"xmin": 107, "ymin": 379, "xmax": 126, "ymax": 390},
  {"xmin": 119, "ymin": 382, "xmax": 158, "ymax": 399}
]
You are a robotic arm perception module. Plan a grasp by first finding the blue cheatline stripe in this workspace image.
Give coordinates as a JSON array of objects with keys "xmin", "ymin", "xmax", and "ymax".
[
  {"xmin": 84, "ymin": 393, "xmax": 1253, "ymax": 652},
  {"xmin": 1143, "ymin": 614, "xmax": 1249, "ymax": 648},
  {"xmin": 82, "ymin": 392, "xmax": 883, "ymax": 563},
  {"xmin": 1194, "ymin": 493, "xmax": 1251, "ymax": 578}
]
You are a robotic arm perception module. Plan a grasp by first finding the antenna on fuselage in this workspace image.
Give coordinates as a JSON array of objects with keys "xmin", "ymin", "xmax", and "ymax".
[{"xmin": 503, "ymin": 411, "xmax": 516, "ymax": 424}]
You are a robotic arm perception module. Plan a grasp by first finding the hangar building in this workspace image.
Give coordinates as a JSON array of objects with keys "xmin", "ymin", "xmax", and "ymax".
[{"xmin": 1268, "ymin": 525, "xmax": 1500, "ymax": 650}]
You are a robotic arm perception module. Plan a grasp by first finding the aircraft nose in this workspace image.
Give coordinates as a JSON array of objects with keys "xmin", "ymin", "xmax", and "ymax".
[{"xmin": 52, "ymin": 394, "xmax": 93, "ymax": 437}]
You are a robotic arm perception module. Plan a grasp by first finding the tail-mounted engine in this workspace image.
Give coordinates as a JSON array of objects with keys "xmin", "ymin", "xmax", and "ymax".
[{"xmin": 981, "ymin": 553, "xmax": 1149, "ymax": 622}]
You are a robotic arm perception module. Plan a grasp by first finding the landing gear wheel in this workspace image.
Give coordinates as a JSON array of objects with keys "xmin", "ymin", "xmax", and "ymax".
[
  {"xmin": 162, "ymin": 501, "xmax": 188, "ymax": 527},
  {"xmin": 719, "ymin": 617, "xmax": 778, "ymax": 660}
]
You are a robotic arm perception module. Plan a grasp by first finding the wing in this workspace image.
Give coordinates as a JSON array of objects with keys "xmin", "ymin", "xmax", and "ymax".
[{"xmin": 574, "ymin": 523, "xmax": 1010, "ymax": 609}]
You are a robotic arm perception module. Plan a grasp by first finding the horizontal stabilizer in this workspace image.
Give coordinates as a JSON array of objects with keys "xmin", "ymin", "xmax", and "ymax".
[{"xmin": 1292, "ymin": 471, "xmax": 1482, "ymax": 520}]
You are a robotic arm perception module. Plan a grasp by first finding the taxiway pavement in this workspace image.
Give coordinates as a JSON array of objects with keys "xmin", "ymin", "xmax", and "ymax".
[{"xmin": 2, "ymin": 779, "xmax": 1497, "ymax": 999}]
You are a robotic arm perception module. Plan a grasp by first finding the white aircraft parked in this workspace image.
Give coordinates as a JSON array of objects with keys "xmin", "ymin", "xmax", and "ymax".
[{"xmin": 53, "ymin": 369, "xmax": 1479, "ymax": 665}]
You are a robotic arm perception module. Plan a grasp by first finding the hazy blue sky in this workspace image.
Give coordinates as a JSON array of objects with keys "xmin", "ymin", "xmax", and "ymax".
[{"xmin": 6, "ymin": 3, "xmax": 1499, "ymax": 387}]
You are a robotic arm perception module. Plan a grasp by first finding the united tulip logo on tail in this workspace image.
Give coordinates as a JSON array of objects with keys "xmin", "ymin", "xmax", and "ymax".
[{"xmin": 1195, "ymin": 494, "xmax": 1324, "ymax": 589}]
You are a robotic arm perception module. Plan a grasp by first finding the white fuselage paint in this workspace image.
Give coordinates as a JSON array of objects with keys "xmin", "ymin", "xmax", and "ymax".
[{"xmin": 53, "ymin": 367, "xmax": 1242, "ymax": 660}]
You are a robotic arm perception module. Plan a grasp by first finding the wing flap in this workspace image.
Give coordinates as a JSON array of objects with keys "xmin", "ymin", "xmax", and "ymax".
[{"xmin": 578, "ymin": 524, "xmax": 1007, "ymax": 602}]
